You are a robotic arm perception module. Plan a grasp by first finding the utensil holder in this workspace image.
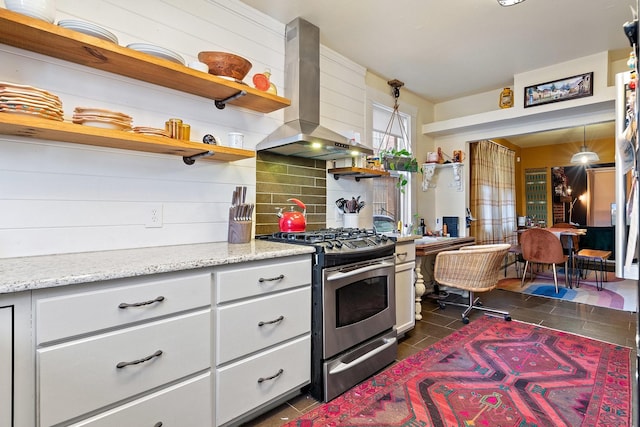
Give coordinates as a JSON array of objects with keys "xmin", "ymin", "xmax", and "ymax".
[
  {"xmin": 343, "ymin": 213, "xmax": 359, "ymax": 228},
  {"xmin": 228, "ymin": 220, "xmax": 252, "ymax": 244}
]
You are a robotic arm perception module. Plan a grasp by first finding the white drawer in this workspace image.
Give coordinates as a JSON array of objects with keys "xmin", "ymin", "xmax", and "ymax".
[
  {"xmin": 35, "ymin": 271, "xmax": 211, "ymax": 345},
  {"xmin": 395, "ymin": 241, "xmax": 416, "ymax": 263},
  {"xmin": 69, "ymin": 372, "xmax": 211, "ymax": 427},
  {"xmin": 215, "ymin": 287, "xmax": 310, "ymax": 364},
  {"xmin": 216, "ymin": 335, "xmax": 310, "ymax": 426},
  {"xmin": 38, "ymin": 309, "xmax": 210, "ymax": 427},
  {"xmin": 214, "ymin": 255, "xmax": 311, "ymax": 303}
]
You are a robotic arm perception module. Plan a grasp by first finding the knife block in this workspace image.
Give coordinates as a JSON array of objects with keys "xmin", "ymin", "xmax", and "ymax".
[{"xmin": 228, "ymin": 220, "xmax": 252, "ymax": 244}]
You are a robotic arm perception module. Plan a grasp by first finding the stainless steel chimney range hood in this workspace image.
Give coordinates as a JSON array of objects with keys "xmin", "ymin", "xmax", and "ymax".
[{"xmin": 256, "ymin": 18, "xmax": 373, "ymax": 161}]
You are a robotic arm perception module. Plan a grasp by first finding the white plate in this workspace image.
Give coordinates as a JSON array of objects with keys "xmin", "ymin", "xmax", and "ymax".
[
  {"xmin": 4, "ymin": 5, "xmax": 54, "ymax": 23},
  {"xmin": 126, "ymin": 43, "xmax": 184, "ymax": 65},
  {"xmin": 58, "ymin": 20, "xmax": 118, "ymax": 44}
]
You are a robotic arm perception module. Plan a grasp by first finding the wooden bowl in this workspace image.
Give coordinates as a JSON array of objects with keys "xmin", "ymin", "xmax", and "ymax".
[{"xmin": 197, "ymin": 51, "xmax": 252, "ymax": 80}]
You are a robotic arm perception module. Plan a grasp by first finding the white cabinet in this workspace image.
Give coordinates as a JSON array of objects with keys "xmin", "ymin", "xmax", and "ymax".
[
  {"xmin": 0, "ymin": 305, "xmax": 12, "ymax": 427},
  {"xmin": 0, "ymin": 292, "xmax": 35, "ymax": 427},
  {"xmin": 212, "ymin": 255, "xmax": 312, "ymax": 427},
  {"xmin": 67, "ymin": 372, "xmax": 211, "ymax": 427},
  {"xmin": 394, "ymin": 240, "xmax": 416, "ymax": 336},
  {"xmin": 34, "ymin": 271, "xmax": 212, "ymax": 427}
]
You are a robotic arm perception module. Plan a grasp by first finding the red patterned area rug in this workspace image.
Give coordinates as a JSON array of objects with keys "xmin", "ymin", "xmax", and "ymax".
[{"xmin": 285, "ymin": 316, "xmax": 631, "ymax": 427}]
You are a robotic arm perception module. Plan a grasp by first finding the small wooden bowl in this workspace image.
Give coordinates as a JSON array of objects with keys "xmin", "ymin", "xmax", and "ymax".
[{"xmin": 197, "ymin": 51, "xmax": 252, "ymax": 80}]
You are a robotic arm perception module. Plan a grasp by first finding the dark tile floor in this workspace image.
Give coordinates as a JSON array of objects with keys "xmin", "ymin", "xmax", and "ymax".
[{"xmin": 245, "ymin": 282, "xmax": 638, "ymax": 426}]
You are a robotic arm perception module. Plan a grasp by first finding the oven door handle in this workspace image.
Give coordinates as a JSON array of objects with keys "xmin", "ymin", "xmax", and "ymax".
[
  {"xmin": 328, "ymin": 336, "xmax": 397, "ymax": 375},
  {"xmin": 326, "ymin": 260, "xmax": 395, "ymax": 281}
]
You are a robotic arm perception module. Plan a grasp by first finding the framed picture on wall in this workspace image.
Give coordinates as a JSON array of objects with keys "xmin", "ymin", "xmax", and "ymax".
[{"xmin": 524, "ymin": 72, "xmax": 593, "ymax": 108}]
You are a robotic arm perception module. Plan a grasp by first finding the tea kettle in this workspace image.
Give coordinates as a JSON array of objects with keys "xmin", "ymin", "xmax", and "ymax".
[{"xmin": 276, "ymin": 198, "xmax": 306, "ymax": 232}]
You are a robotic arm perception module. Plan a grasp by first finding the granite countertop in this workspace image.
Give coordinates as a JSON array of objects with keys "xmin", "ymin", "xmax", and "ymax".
[{"xmin": 0, "ymin": 240, "xmax": 315, "ymax": 294}]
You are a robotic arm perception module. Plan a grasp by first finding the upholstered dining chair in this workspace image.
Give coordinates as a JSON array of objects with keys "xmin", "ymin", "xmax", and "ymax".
[
  {"xmin": 433, "ymin": 243, "xmax": 511, "ymax": 324},
  {"xmin": 520, "ymin": 228, "xmax": 569, "ymax": 293}
]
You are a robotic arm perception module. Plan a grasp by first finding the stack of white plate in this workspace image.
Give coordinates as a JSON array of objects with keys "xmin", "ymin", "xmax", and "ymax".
[
  {"xmin": 57, "ymin": 20, "xmax": 119, "ymax": 44},
  {"xmin": 4, "ymin": 0, "xmax": 55, "ymax": 23},
  {"xmin": 72, "ymin": 107, "xmax": 132, "ymax": 131},
  {"xmin": 0, "ymin": 81, "xmax": 63, "ymax": 121},
  {"xmin": 132, "ymin": 126, "xmax": 170, "ymax": 137},
  {"xmin": 126, "ymin": 43, "xmax": 185, "ymax": 65}
]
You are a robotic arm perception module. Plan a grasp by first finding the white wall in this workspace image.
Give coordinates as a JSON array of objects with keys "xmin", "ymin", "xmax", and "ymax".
[
  {"xmin": 0, "ymin": 0, "xmax": 366, "ymax": 257},
  {"xmin": 320, "ymin": 46, "xmax": 370, "ymax": 229}
]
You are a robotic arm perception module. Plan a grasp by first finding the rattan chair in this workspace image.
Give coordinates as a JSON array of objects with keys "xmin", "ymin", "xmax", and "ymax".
[
  {"xmin": 433, "ymin": 243, "xmax": 512, "ymax": 324},
  {"xmin": 520, "ymin": 228, "xmax": 569, "ymax": 293}
]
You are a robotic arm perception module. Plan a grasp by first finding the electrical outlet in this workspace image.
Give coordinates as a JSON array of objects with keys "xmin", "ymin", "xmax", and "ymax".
[{"xmin": 146, "ymin": 204, "xmax": 163, "ymax": 228}]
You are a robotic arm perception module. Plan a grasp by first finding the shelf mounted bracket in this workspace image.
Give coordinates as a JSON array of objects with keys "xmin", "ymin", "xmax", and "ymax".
[
  {"xmin": 214, "ymin": 90, "xmax": 247, "ymax": 110},
  {"xmin": 421, "ymin": 163, "xmax": 436, "ymax": 191},
  {"xmin": 451, "ymin": 163, "xmax": 463, "ymax": 191},
  {"xmin": 183, "ymin": 151, "xmax": 215, "ymax": 165}
]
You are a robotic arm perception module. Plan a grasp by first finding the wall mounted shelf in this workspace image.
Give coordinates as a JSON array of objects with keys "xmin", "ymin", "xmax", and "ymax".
[
  {"xmin": 0, "ymin": 9, "xmax": 291, "ymax": 114},
  {"xmin": 0, "ymin": 114, "xmax": 255, "ymax": 163},
  {"xmin": 328, "ymin": 167, "xmax": 390, "ymax": 181},
  {"xmin": 421, "ymin": 163, "xmax": 464, "ymax": 191}
]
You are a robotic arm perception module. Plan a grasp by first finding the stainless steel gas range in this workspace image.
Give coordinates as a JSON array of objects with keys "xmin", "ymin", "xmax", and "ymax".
[{"xmin": 261, "ymin": 228, "xmax": 397, "ymax": 402}]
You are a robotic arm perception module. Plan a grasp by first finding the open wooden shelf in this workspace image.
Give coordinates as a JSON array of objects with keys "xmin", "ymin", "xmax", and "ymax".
[
  {"xmin": 0, "ymin": 9, "xmax": 290, "ymax": 113},
  {"xmin": 328, "ymin": 167, "xmax": 390, "ymax": 181},
  {"xmin": 0, "ymin": 113, "xmax": 254, "ymax": 163}
]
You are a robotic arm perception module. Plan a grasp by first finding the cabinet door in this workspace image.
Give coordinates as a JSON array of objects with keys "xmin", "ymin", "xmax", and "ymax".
[
  {"xmin": 395, "ymin": 261, "xmax": 416, "ymax": 336},
  {"xmin": 0, "ymin": 306, "xmax": 11, "ymax": 427}
]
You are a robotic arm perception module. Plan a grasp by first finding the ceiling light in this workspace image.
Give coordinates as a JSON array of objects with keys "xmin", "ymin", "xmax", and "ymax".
[
  {"xmin": 497, "ymin": 0, "xmax": 526, "ymax": 6},
  {"xmin": 570, "ymin": 126, "xmax": 600, "ymax": 164}
]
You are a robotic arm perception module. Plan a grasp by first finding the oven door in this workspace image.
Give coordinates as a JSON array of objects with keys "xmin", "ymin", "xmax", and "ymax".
[{"xmin": 322, "ymin": 255, "xmax": 396, "ymax": 359}]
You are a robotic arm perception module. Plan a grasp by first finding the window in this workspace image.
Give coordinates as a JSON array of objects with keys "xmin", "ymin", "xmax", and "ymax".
[{"xmin": 371, "ymin": 103, "xmax": 412, "ymax": 232}]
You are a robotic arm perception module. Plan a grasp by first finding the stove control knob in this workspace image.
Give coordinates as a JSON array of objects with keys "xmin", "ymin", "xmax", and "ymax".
[
  {"xmin": 333, "ymin": 240, "xmax": 343, "ymax": 248},
  {"xmin": 380, "ymin": 235, "xmax": 389, "ymax": 242},
  {"xmin": 326, "ymin": 241, "xmax": 334, "ymax": 249}
]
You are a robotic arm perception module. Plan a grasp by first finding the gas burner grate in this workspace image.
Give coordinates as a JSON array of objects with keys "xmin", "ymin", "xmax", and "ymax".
[{"xmin": 270, "ymin": 228, "xmax": 378, "ymax": 243}]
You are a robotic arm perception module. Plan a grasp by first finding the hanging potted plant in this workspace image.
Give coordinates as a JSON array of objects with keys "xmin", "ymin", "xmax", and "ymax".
[
  {"xmin": 378, "ymin": 79, "xmax": 420, "ymax": 192},
  {"xmin": 380, "ymin": 148, "xmax": 419, "ymax": 173}
]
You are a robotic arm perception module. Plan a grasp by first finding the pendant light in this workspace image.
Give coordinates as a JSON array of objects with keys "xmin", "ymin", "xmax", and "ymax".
[
  {"xmin": 497, "ymin": 0, "xmax": 526, "ymax": 6},
  {"xmin": 570, "ymin": 126, "xmax": 600, "ymax": 164}
]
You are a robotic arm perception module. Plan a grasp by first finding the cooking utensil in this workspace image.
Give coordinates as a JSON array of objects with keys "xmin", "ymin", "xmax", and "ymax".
[{"xmin": 345, "ymin": 198, "xmax": 357, "ymax": 213}]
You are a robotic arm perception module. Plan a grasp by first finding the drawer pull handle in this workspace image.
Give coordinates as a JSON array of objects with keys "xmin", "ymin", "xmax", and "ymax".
[
  {"xmin": 118, "ymin": 296, "xmax": 165, "ymax": 309},
  {"xmin": 257, "ymin": 368, "xmax": 284, "ymax": 383},
  {"xmin": 258, "ymin": 315, "xmax": 284, "ymax": 327},
  {"xmin": 396, "ymin": 251, "xmax": 408, "ymax": 257},
  {"xmin": 154, "ymin": 423, "xmax": 163, "ymax": 427},
  {"xmin": 116, "ymin": 350, "xmax": 163, "ymax": 369},
  {"xmin": 258, "ymin": 274, "xmax": 285, "ymax": 283}
]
